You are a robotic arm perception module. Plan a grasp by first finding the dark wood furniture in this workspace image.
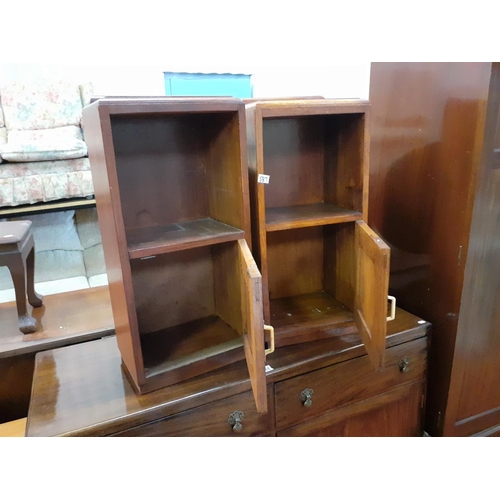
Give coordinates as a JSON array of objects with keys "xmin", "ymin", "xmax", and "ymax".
[
  {"xmin": 245, "ymin": 99, "xmax": 392, "ymax": 370},
  {"xmin": 0, "ymin": 285, "xmax": 114, "ymax": 423},
  {"xmin": 0, "ymin": 221, "xmax": 43, "ymax": 333},
  {"xmin": 25, "ymin": 307, "xmax": 430, "ymax": 437},
  {"xmin": 83, "ymin": 98, "xmax": 268, "ymax": 410},
  {"xmin": 369, "ymin": 62, "xmax": 500, "ymax": 436}
]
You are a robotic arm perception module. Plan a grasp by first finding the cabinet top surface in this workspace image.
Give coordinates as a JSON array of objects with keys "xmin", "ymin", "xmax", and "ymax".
[
  {"xmin": 25, "ymin": 308, "xmax": 429, "ymax": 437},
  {"xmin": 247, "ymin": 99, "xmax": 370, "ymax": 117},
  {"xmin": 86, "ymin": 97, "xmax": 244, "ymax": 115}
]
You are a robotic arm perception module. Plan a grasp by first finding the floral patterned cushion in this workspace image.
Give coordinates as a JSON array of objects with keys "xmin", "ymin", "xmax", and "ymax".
[
  {"xmin": 0, "ymin": 80, "xmax": 84, "ymax": 131},
  {"xmin": 0, "ymin": 125, "xmax": 87, "ymax": 162},
  {"xmin": 0, "ymin": 157, "xmax": 93, "ymax": 206}
]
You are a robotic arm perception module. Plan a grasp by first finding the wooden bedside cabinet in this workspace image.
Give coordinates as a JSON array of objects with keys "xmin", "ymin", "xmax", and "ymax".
[
  {"xmin": 83, "ymin": 98, "xmax": 268, "ymax": 412},
  {"xmin": 245, "ymin": 99, "xmax": 392, "ymax": 372}
]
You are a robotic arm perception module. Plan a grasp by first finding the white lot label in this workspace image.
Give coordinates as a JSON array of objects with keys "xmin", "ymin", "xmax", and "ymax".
[
  {"xmin": 265, "ymin": 365, "xmax": 274, "ymax": 373},
  {"xmin": 258, "ymin": 174, "xmax": 270, "ymax": 184}
]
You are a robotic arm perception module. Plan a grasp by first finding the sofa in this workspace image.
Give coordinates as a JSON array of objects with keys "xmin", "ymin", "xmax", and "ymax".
[
  {"xmin": 0, "ymin": 79, "xmax": 95, "ymax": 207},
  {"xmin": 0, "ymin": 79, "xmax": 107, "ymax": 300}
]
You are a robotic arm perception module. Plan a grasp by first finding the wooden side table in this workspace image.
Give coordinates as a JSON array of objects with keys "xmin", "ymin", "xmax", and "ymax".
[
  {"xmin": 0, "ymin": 286, "xmax": 115, "ymax": 424},
  {"xmin": 0, "ymin": 221, "xmax": 43, "ymax": 333}
]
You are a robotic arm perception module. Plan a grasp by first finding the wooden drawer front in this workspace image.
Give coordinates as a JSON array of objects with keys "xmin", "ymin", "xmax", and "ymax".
[
  {"xmin": 278, "ymin": 381, "xmax": 424, "ymax": 437},
  {"xmin": 274, "ymin": 337, "xmax": 427, "ymax": 431},
  {"xmin": 113, "ymin": 390, "xmax": 271, "ymax": 437}
]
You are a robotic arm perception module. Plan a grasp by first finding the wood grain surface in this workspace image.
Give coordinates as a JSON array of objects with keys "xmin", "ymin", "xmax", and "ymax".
[
  {"xmin": 25, "ymin": 307, "xmax": 429, "ymax": 436},
  {"xmin": 368, "ymin": 62, "xmax": 498, "ymax": 436}
]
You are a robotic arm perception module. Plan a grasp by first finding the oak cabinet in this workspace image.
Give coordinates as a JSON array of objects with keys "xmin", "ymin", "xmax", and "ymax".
[
  {"xmin": 82, "ymin": 98, "xmax": 267, "ymax": 411},
  {"xmin": 245, "ymin": 100, "xmax": 391, "ymax": 370}
]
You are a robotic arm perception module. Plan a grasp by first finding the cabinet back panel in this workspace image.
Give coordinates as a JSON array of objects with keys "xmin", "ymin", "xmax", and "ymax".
[
  {"xmin": 130, "ymin": 247, "xmax": 215, "ymax": 334},
  {"xmin": 262, "ymin": 115, "xmax": 365, "ymax": 212},
  {"xmin": 324, "ymin": 223, "xmax": 356, "ymax": 310},
  {"xmin": 263, "ymin": 117, "xmax": 325, "ymax": 208},
  {"xmin": 110, "ymin": 113, "xmax": 239, "ymax": 234},
  {"xmin": 267, "ymin": 227, "xmax": 324, "ymax": 299}
]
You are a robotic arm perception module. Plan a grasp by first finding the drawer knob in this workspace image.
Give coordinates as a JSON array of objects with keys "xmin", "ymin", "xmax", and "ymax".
[
  {"xmin": 300, "ymin": 388, "xmax": 314, "ymax": 407},
  {"xmin": 228, "ymin": 410, "xmax": 245, "ymax": 432},
  {"xmin": 399, "ymin": 356, "xmax": 410, "ymax": 373}
]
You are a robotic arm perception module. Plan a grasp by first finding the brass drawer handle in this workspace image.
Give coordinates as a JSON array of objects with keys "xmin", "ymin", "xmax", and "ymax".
[
  {"xmin": 300, "ymin": 388, "xmax": 314, "ymax": 407},
  {"xmin": 228, "ymin": 410, "xmax": 245, "ymax": 432},
  {"xmin": 398, "ymin": 356, "xmax": 410, "ymax": 373}
]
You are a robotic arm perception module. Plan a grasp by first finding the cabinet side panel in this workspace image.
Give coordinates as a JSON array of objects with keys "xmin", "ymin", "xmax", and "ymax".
[
  {"xmin": 445, "ymin": 63, "xmax": 500, "ymax": 433},
  {"xmin": 324, "ymin": 113, "xmax": 367, "ymax": 215},
  {"xmin": 207, "ymin": 107, "xmax": 250, "ymax": 238},
  {"xmin": 82, "ymin": 104, "xmax": 145, "ymax": 386},
  {"xmin": 369, "ymin": 62, "xmax": 492, "ymax": 435},
  {"xmin": 246, "ymin": 105, "xmax": 271, "ymax": 322}
]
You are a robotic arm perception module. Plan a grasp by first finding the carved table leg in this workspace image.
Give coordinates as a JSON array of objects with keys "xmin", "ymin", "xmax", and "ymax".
[
  {"xmin": 8, "ymin": 254, "xmax": 37, "ymax": 334},
  {"xmin": 26, "ymin": 245, "xmax": 43, "ymax": 308}
]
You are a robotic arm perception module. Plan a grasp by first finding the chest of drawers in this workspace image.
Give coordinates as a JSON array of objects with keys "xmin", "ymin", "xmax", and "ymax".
[{"xmin": 26, "ymin": 308, "xmax": 429, "ymax": 437}]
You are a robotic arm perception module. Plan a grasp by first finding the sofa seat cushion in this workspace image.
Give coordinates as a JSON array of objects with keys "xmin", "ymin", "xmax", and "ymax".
[
  {"xmin": 0, "ymin": 80, "xmax": 84, "ymax": 131},
  {"xmin": 0, "ymin": 125, "xmax": 87, "ymax": 162},
  {"xmin": 0, "ymin": 157, "xmax": 93, "ymax": 207}
]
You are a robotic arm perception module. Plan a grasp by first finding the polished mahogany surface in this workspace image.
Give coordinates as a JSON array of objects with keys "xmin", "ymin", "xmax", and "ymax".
[
  {"xmin": 0, "ymin": 286, "xmax": 114, "ymax": 358},
  {"xmin": 0, "ymin": 286, "xmax": 114, "ymax": 423},
  {"xmin": 444, "ymin": 63, "xmax": 500, "ymax": 436},
  {"xmin": 369, "ymin": 62, "xmax": 497, "ymax": 436},
  {"xmin": 26, "ymin": 307, "xmax": 429, "ymax": 436}
]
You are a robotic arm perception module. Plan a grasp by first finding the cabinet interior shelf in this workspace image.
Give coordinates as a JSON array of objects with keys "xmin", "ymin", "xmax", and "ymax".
[
  {"xmin": 270, "ymin": 291, "xmax": 354, "ymax": 334},
  {"xmin": 141, "ymin": 315, "xmax": 245, "ymax": 380},
  {"xmin": 127, "ymin": 218, "xmax": 244, "ymax": 259},
  {"xmin": 265, "ymin": 202, "xmax": 362, "ymax": 231}
]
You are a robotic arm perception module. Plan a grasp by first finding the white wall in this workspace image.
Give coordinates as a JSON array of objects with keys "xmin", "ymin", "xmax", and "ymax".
[
  {"xmin": 0, "ymin": 2, "xmax": 372, "ymax": 99},
  {"xmin": 0, "ymin": 62, "xmax": 371, "ymax": 100},
  {"xmin": 253, "ymin": 65, "xmax": 370, "ymax": 99}
]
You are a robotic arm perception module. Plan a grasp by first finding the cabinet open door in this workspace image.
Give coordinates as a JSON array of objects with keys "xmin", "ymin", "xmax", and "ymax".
[
  {"xmin": 238, "ymin": 239, "xmax": 268, "ymax": 413},
  {"xmin": 354, "ymin": 221, "xmax": 391, "ymax": 371}
]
